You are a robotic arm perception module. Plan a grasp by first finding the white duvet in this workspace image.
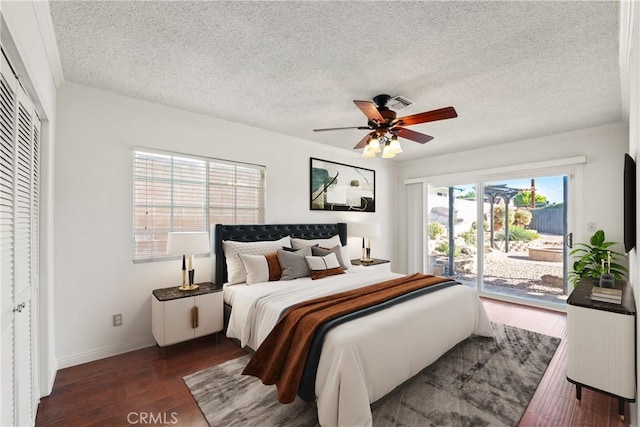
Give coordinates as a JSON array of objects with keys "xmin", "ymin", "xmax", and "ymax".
[{"xmin": 226, "ymin": 269, "xmax": 493, "ymax": 427}]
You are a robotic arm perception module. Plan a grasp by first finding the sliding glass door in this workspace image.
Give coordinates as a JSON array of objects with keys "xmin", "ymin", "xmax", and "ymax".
[
  {"xmin": 426, "ymin": 173, "xmax": 571, "ymax": 308},
  {"xmin": 481, "ymin": 176, "xmax": 568, "ymax": 305},
  {"xmin": 427, "ymin": 184, "xmax": 478, "ymax": 288}
]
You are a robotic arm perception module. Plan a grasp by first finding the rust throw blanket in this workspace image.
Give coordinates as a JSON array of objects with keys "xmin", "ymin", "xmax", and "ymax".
[{"xmin": 242, "ymin": 273, "xmax": 452, "ymax": 403}]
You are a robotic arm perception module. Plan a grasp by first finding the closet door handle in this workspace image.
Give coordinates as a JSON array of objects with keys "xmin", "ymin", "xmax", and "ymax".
[{"xmin": 566, "ymin": 232, "xmax": 573, "ymax": 249}]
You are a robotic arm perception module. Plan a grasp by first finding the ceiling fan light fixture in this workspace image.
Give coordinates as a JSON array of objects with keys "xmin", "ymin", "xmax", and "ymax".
[
  {"xmin": 362, "ymin": 145, "xmax": 377, "ymax": 158},
  {"xmin": 368, "ymin": 135, "xmax": 381, "ymax": 153},
  {"xmin": 389, "ymin": 135, "xmax": 403, "ymax": 154},
  {"xmin": 381, "ymin": 143, "xmax": 396, "ymax": 159}
]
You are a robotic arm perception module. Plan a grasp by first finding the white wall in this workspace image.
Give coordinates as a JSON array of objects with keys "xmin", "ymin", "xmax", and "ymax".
[
  {"xmin": 395, "ymin": 123, "xmax": 629, "ymax": 274},
  {"xmin": 1, "ymin": 0, "xmax": 60, "ymax": 395},
  {"xmin": 54, "ymin": 82, "xmax": 398, "ymax": 367},
  {"xmin": 622, "ymin": 1, "xmax": 639, "ymax": 425}
]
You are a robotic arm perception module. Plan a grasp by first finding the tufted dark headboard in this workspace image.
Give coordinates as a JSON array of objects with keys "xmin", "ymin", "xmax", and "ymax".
[{"xmin": 213, "ymin": 223, "xmax": 347, "ymax": 285}]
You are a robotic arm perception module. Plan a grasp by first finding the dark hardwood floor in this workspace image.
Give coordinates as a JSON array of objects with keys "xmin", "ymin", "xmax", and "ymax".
[{"xmin": 36, "ymin": 299, "xmax": 628, "ymax": 426}]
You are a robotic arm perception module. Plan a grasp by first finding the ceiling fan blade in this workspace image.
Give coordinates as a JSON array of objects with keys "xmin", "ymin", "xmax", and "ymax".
[
  {"xmin": 353, "ymin": 100, "xmax": 385, "ymax": 123},
  {"xmin": 395, "ymin": 127, "xmax": 434, "ymax": 144},
  {"xmin": 397, "ymin": 106, "xmax": 457, "ymax": 126},
  {"xmin": 353, "ymin": 132, "xmax": 374, "ymax": 150},
  {"xmin": 313, "ymin": 126, "xmax": 370, "ymax": 132}
]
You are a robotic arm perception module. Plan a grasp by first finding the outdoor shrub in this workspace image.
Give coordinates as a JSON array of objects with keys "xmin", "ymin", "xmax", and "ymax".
[
  {"xmin": 493, "ymin": 205, "xmax": 515, "ymax": 226},
  {"xmin": 459, "ymin": 229, "xmax": 476, "ymax": 245},
  {"xmin": 428, "ymin": 221, "xmax": 445, "ymax": 239},
  {"xmin": 514, "ymin": 190, "xmax": 548, "ymax": 207},
  {"xmin": 545, "ymin": 202, "xmax": 564, "ymax": 209},
  {"xmin": 434, "ymin": 241, "xmax": 462, "ymax": 258},
  {"xmin": 495, "ymin": 225, "xmax": 539, "ymax": 242},
  {"xmin": 472, "ymin": 220, "xmax": 489, "ymax": 231},
  {"xmin": 514, "ymin": 210, "xmax": 532, "ymax": 227}
]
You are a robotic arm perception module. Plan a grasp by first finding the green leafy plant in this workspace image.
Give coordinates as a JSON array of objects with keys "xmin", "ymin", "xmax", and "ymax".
[
  {"xmin": 493, "ymin": 205, "xmax": 515, "ymax": 226},
  {"xmin": 514, "ymin": 190, "xmax": 547, "ymax": 207},
  {"xmin": 495, "ymin": 225, "xmax": 539, "ymax": 242},
  {"xmin": 513, "ymin": 210, "xmax": 532, "ymax": 227},
  {"xmin": 459, "ymin": 229, "xmax": 476, "ymax": 245},
  {"xmin": 472, "ymin": 220, "xmax": 489, "ymax": 232},
  {"xmin": 428, "ymin": 221, "xmax": 445, "ymax": 239},
  {"xmin": 568, "ymin": 229, "xmax": 627, "ymax": 286},
  {"xmin": 434, "ymin": 241, "xmax": 461, "ymax": 258}
]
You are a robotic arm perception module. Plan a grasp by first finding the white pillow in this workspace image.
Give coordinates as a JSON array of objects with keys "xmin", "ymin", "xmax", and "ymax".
[
  {"xmin": 311, "ymin": 245, "xmax": 351, "ymax": 270},
  {"xmin": 305, "ymin": 252, "xmax": 346, "ymax": 280},
  {"xmin": 341, "ymin": 245, "xmax": 352, "ymax": 269},
  {"xmin": 223, "ymin": 236, "xmax": 290, "ymax": 284},
  {"xmin": 238, "ymin": 253, "xmax": 282, "ymax": 285},
  {"xmin": 291, "ymin": 235, "xmax": 342, "ymax": 250},
  {"xmin": 305, "ymin": 252, "xmax": 341, "ymax": 270}
]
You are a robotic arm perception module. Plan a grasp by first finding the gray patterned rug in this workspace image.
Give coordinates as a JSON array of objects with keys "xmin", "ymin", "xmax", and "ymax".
[{"xmin": 184, "ymin": 323, "xmax": 560, "ymax": 427}]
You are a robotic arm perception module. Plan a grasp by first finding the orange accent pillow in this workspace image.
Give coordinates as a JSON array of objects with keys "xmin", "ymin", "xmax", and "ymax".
[
  {"xmin": 265, "ymin": 252, "xmax": 282, "ymax": 281},
  {"xmin": 311, "ymin": 266, "xmax": 345, "ymax": 280}
]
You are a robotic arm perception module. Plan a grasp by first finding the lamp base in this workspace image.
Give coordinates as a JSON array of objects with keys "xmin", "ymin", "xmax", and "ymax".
[
  {"xmin": 360, "ymin": 258, "xmax": 374, "ymax": 264},
  {"xmin": 178, "ymin": 284, "xmax": 199, "ymax": 291}
]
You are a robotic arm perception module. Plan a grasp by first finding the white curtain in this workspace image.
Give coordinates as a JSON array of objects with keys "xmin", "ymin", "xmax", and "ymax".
[{"xmin": 405, "ymin": 182, "xmax": 425, "ymax": 273}]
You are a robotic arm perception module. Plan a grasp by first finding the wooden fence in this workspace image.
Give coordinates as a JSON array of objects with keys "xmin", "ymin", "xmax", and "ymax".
[{"xmin": 530, "ymin": 208, "xmax": 564, "ymax": 235}]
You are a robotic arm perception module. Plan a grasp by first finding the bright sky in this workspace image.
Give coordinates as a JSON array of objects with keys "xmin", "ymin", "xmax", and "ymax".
[{"xmin": 456, "ymin": 175, "xmax": 566, "ymax": 204}]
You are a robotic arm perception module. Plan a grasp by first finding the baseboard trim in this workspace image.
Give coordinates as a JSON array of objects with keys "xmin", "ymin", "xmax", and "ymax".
[{"xmin": 57, "ymin": 337, "xmax": 156, "ymax": 369}]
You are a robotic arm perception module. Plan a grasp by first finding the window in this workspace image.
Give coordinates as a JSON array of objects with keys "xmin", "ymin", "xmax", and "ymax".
[{"xmin": 133, "ymin": 149, "xmax": 265, "ymax": 261}]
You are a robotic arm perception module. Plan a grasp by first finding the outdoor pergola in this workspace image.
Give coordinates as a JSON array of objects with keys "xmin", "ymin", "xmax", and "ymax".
[{"xmin": 484, "ymin": 185, "xmax": 523, "ymax": 252}]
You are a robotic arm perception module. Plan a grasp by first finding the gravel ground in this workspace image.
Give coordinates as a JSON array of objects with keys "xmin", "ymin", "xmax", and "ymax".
[
  {"xmin": 433, "ymin": 234, "xmax": 568, "ymax": 297},
  {"xmin": 459, "ymin": 250, "xmax": 565, "ymax": 295}
]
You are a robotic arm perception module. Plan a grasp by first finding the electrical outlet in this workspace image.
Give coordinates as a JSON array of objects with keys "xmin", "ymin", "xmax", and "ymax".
[
  {"xmin": 113, "ymin": 313, "xmax": 122, "ymax": 327},
  {"xmin": 587, "ymin": 222, "xmax": 597, "ymax": 232}
]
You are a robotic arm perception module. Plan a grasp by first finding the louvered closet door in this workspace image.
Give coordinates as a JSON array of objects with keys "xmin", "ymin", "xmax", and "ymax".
[
  {"xmin": 0, "ymin": 54, "xmax": 18, "ymax": 427},
  {"xmin": 0, "ymin": 52, "xmax": 40, "ymax": 427}
]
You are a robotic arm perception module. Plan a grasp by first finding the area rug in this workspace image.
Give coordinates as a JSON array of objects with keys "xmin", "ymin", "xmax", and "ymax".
[{"xmin": 184, "ymin": 323, "xmax": 560, "ymax": 427}]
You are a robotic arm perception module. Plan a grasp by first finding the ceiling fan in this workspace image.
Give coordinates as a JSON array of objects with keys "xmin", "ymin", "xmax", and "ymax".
[{"xmin": 313, "ymin": 94, "xmax": 457, "ymax": 158}]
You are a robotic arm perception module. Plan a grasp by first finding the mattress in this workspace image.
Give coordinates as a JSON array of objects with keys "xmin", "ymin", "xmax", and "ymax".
[{"xmin": 226, "ymin": 269, "xmax": 493, "ymax": 426}]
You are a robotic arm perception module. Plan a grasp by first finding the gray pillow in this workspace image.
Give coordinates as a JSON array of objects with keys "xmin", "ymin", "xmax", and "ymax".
[
  {"xmin": 277, "ymin": 246, "xmax": 312, "ymax": 280},
  {"xmin": 312, "ymin": 245, "xmax": 349, "ymax": 270}
]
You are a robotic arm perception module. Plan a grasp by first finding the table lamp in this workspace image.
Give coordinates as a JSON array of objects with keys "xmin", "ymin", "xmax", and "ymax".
[
  {"xmin": 349, "ymin": 222, "xmax": 381, "ymax": 262},
  {"xmin": 166, "ymin": 231, "xmax": 210, "ymax": 290}
]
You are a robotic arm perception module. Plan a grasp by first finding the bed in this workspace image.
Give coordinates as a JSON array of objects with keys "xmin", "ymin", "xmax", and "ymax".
[{"xmin": 213, "ymin": 222, "xmax": 493, "ymax": 427}]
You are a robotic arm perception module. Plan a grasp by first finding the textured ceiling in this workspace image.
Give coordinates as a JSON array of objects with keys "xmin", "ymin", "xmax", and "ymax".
[{"xmin": 49, "ymin": 1, "xmax": 622, "ymax": 161}]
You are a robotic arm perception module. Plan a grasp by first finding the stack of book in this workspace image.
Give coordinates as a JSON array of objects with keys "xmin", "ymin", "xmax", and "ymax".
[{"xmin": 590, "ymin": 286, "xmax": 622, "ymax": 304}]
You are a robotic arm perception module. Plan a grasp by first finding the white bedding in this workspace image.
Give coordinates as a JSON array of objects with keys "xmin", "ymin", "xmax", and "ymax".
[{"xmin": 226, "ymin": 270, "xmax": 493, "ymax": 427}]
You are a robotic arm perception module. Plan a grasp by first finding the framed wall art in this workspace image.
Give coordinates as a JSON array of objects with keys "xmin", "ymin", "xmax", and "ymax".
[{"xmin": 310, "ymin": 158, "xmax": 375, "ymax": 212}]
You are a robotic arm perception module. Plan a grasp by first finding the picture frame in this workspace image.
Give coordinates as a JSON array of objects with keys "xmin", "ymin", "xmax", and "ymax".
[{"xmin": 310, "ymin": 157, "xmax": 375, "ymax": 212}]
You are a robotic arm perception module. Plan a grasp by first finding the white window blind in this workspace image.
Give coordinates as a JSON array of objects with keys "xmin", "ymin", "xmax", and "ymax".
[{"xmin": 133, "ymin": 150, "xmax": 265, "ymax": 261}]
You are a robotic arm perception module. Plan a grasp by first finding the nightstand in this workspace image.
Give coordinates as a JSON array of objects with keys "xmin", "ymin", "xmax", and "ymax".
[
  {"xmin": 151, "ymin": 282, "xmax": 223, "ymax": 347},
  {"xmin": 351, "ymin": 258, "xmax": 391, "ymax": 271},
  {"xmin": 566, "ymin": 279, "xmax": 636, "ymax": 421}
]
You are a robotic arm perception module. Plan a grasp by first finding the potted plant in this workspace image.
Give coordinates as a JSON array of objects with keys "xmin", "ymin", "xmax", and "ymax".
[
  {"xmin": 568, "ymin": 229, "xmax": 627, "ymax": 286},
  {"xmin": 492, "ymin": 205, "xmax": 515, "ymax": 231}
]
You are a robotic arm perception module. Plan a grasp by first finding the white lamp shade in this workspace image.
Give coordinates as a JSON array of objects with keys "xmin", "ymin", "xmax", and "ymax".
[
  {"xmin": 389, "ymin": 137, "xmax": 403, "ymax": 154},
  {"xmin": 368, "ymin": 136, "xmax": 381, "ymax": 153},
  {"xmin": 362, "ymin": 145, "xmax": 377, "ymax": 158},
  {"xmin": 381, "ymin": 144, "xmax": 396, "ymax": 159},
  {"xmin": 349, "ymin": 222, "xmax": 381, "ymax": 238},
  {"xmin": 166, "ymin": 231, "xmax": 210, "ymax": 255}
]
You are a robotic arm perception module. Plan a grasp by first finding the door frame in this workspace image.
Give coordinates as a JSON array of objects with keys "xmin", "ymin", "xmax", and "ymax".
[{"xmin": 405, "ymin": 156, "xmax": 585, "ymax": 312}]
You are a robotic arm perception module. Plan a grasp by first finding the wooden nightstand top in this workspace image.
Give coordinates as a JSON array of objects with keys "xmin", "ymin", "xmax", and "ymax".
[
  {"xmin": 153, "ymin": 282, "xmax": 222, "ymax": 301},
  {"xmin": 351, "ymin": 258, "xmax": 390, "ymax": 267}
]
